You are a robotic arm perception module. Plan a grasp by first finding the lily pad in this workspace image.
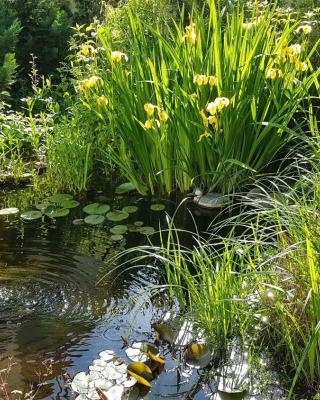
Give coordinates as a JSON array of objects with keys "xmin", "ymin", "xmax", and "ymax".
[
  {"xmin": 48, "ymin": 193, "xmax": 73, "ymax": 203},
  {"xmin": 185, "ymin": 342, "xmax": 212, "ymax": 368},
  {"xmin": 134, "ymin": 221, "xmax": 144, "ymax": 227},
  {"xmin": 73, "ymin": 218, "xmax": 84, "ymax": 225},
  {"xmin": 137, "ymin": 226, "xmax": 155, "ymax": 236},
  {"xmin": 110, "ymin": 225, "xmax": 128, "ymax": 235},
  {"xmin": 84, "ymin": 215, "xmax": 105, "ymax": 225},
  {"xmin": 122, "ymin": 205, "xmax": 138, "ymax": 214},
  {"xmin": 59, "ymin": 199, "xmax": 80, "ymax": 209},
  {"xmin": 152, "ymin": 323, "xmax": 175, "ymax": 343},
  {"xmin": 127, "ymin": 362, "xmax": 153, "ymax": 386},
  {"xmin": 115, "ymin": 182, "xmax": 136, "ymax": 194},
  {"xmin": 150, "ymin": 203, "xmax": 165, "ymax": 211},
  {"xmin": 21, "ymin": 210, "xmax": 42, "ymax": 221},
  {"xmin": 83, "ymin": 203, "xmax": 110, "ymax": 215},
  {"xmin": 126, "ymin": 342, "xmax": 160, "ymax": 363},
  {"xmin": 44, "ymin": 206, "xmax": 70, "ymax": 218},
  {"xmin": 106, "ymin": 210, "xmax": 129, "ymax": 222},
  {"xmin": 127, "ymin": 224, "xmax": 138, "ymax": 233},
  {"xmin": 218, "ymin": 389, "xmax": 248, "ymax": 400},
  {"xmin": 0, "ymin": 207, "xmax": 19, "ymax": 215},
  {"xmin": 35, "ymin": 203, "xmax": 48, "ymax": 212},
  {"xmin": 110, "ymin": 234, "xmax": 124, "ymax": 241}
]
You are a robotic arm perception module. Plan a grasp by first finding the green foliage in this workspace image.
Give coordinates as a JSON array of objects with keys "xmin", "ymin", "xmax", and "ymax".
[
  {"xmin": 0, "ymin": 99, "xmax": 52, "ymax": 179},
  {"xmin": 12, "ymin": 0, "xmax": 73, "ymax": 78},
  {"xmin": 73, "ymin": 1, "xmax": 319, "ymax": 195},
  {"xmin": 102, "ymin": 0, "xmax": 177, "ymax": 48},
  {"xmin": 46, "ymin": 110, "xmax": 95, "ymax": 193},
  {"xmin": 0, "ymin": 3, "xmax": 21, "ymax": 95}
]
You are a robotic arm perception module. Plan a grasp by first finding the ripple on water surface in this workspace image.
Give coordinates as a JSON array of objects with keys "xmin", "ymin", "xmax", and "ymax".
[{"xmin": 0, "ymin": 187, "xmax": 174, "ymax": 399}]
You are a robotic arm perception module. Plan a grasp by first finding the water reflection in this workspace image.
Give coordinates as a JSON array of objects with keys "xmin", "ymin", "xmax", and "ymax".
[{"xmin": 0, "ymin": 186, "xmax": 203, "ymax": 398}]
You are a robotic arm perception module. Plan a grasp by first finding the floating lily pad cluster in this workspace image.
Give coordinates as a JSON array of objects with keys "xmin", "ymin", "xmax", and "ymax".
[
  {"xmin": 71, "ymin": 342, "xmax": 165, "ymax": 400},
  {"xmin": 0, "ymin": 184, "xmax": 166, "ymax": 239},
  {"xmin": 0, "ymin": 193, "xmax": 81, "ymax": 221},
  {"xmin": 71, "ymin": 317, "xmax": 213, "ymax": 400}
]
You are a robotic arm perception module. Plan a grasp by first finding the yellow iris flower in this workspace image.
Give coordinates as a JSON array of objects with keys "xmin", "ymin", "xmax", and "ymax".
[
  {"xmin": 206, "ymin": 97, "xmax": 230, "ymax": 115},
  {"xmin": 111, "ymin": 51, "xmax": 128, "ymax": 63},
  {"xmin": 296, "ymin": 25, "xmax": 312, "ymax": 35},
  {"xmin": 198, "ymin": 131, "xmax": 211, "ymax": 142},
  {"xmin": 266, "ymin": 68, "xmax": 282, "ymax": 80},
  {"xmin": 183, "ymin": 23, "xmax": 197, "ymax": 45},
  {"xmin": 97, "ymin": 95, "xmax": 108, "ymax": 106},
  {"xmin": 144, "ymin": 103, "xmax": 156, "ymax": 117}
]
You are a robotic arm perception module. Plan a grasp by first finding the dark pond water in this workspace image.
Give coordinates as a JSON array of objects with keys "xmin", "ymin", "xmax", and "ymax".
[
  {"xmin": 0, "ymin": 185, "xmax": 210, "ymax": 399},
  {"xmin": 0, "ymin": 185, "xmax": 282, "ymax": 399}
]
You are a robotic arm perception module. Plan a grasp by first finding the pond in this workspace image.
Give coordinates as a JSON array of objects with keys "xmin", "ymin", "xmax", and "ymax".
[{"xmin": 0, "ymin": 185, "xmax": 282, "ymax": 399}]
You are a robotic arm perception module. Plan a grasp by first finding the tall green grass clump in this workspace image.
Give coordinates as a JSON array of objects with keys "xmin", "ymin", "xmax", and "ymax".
[
  {"xmin": 254, "ymin": 169, "xmax": 320, "ymax": 396},
  {"xmin": 74, "ymin": 0, "xmax": 319, "ymax": 195}
]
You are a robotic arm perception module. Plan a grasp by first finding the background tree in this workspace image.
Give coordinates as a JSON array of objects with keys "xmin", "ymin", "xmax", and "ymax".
[{"xmin": 0, "ymin": 2, "xmax": 21, "ymax": 96}]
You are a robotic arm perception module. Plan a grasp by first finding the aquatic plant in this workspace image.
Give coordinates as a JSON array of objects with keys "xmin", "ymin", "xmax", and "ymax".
[{"xmin": 75, "ymin": 0, "xmax": 320, "ymax": 195}]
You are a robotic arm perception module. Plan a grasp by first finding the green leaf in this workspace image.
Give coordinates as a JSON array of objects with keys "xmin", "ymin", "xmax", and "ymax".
[
  {"xmin": 59, "ymin": 199, "xmax": 80, "ymax": 209},
  {"xmin": 44, "ymin": 206, "xmax": 70, "ymax": 218},
  {"xmin": 110, "ymin": 234, "xmax": 124, "ymax": 241},
  {"xmin": 134, "ymin": 221, "xmax": 144, "ymax": 227},
  {"xmin": 83, "ymin": 203, "xmax": 110, "ymax": 215},
  {"xmin": 115, "ymin": 182, "xmax": 136, "ymax": 194},
  {"xmin": 110, "ymin": 225, "xmax": 128, "ymax": 234},
  {"xmin": 21, "ymin": 210, "xmax": 42, "ymax": 221},
  {"xmin": 106, "ymin": 210, "xmax": 129, "ymax": 222},
  {"xmin": 137, "ymin": 226, "xmax": 155, "ymax": 235},
  {"xmin": 152, "ymin": 323, "xmax": 175, "ymax": 343},
  {"xmin": 35, "ymin": 203, "xmax": 49, "ymax": 212},
  {"xmin": 122, "ymin": 205, "xmax": 139, "ymax": 214},
  {"xmin": 150, "ymin": 203, "xmax": 165, "ymax": 211},
  {"xmin": 72, "ymin": 218, "xmax": 84, "ymax": 225},
  {"xmin": 84, "ymin": 215, "xmax": 105, "ymax": 225}
]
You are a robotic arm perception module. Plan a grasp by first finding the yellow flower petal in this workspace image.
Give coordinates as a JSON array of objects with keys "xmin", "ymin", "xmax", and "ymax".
[
  {"xmin": 145, "ymin": 119, "xmax": 154, "ymax": 129},
  {"xmin": 144, "ymin": 103, "xmax": 156, "ymax": 117},
  {"xmin": 198, "ymin": 131, "xmax": 211, "ymax": 142},
  {"xmin": 159, "ymin": 110, "xmax": 169, "ymax": 122}
]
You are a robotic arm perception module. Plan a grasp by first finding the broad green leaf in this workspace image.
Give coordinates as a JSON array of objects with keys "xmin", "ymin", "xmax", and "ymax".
[
  {"xmin": 21, "ymin": 210, "xmax": 42, "ymax": 221},
  {"xmin": 122, "ymin": 205, "xmax": 138, "ymax": 214},
  {"xmin": 110, "ymin": 234, "xmax": 124, "ymax": 241},
  {"xmin": 152, "ymin": 323, "xmax": 175, "ymax": 343},
  {"xmin": 134, "ymin": 221, "xmax": 144, "ymax": 226},
  {"xmin": 150, "ymin": 203, "xmax": 165, "ymax": 211},
  {"xmin": 35, "ymin": 203, "xmax": 48, "ymax": 212},
  {"xmin": 110, "ymin": 225, "xmax": 128, "ymax": 234},
  {"xmin": 84, "ymin": 215, "xmax": 105, "ymax": 225},
  {"xmin": 137, "ymin": 226, "xmax": 155, "ymax": 235},
  {"xmin": 59, "ymin": 199, "xmax": 80, "ymax": 209},
  {"xmin": 44, "ymin": 206, "xmax": 70, "ymax": 218},
  {"xmin": 106, "ymin": 210, "xmax": 129, "ymax": 222},
  {"xmin": 73, "ymin": 218, "xmax": 84, "ymax": 225},
  {"xmin": 83, "ymin": 203, "xmax": 110, "ymax": 215},
  {"xmin": 115, "ymin": 182, "xmax": 136, "ymax": 194}
]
